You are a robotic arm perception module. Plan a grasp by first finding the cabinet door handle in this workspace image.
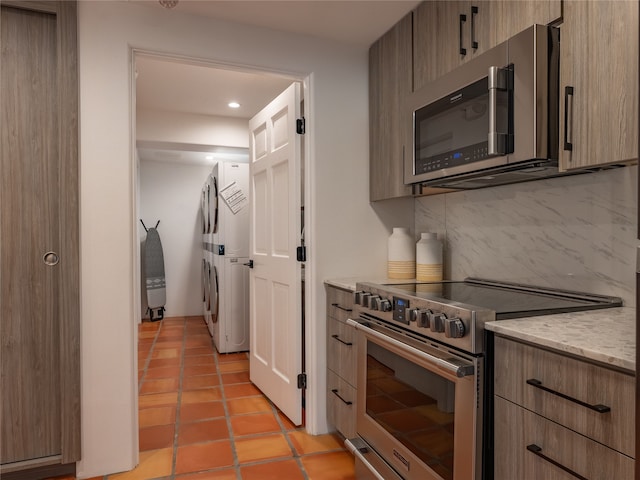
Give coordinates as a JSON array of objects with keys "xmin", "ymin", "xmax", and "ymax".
[
  {"xmin": 331, "ymin": 334, "xmax": 353, "ymax": 346},
  {"xmin": 331, "ymin": 303, "xmax": 352, "ymax": 313},
  {"xmin": 526, "ymin": 444, "xmax": 588, "ymax": 480},
  {"xmin": 526, "ymin": 378, "xmax": 610, "ymax": 413},
  {"xmin": 331, "ymin": 389, "xmax": 353, "ymax": 405},
  {"xmin": 459, "ymin": 14, "xmax": 467, "ymax": 55},
  {"xmin": 471, "ymin": 6, "xmax": 479, "ymax": 49},
  {"xmin": 563, "ymin": 86, "xmax": 574, "ymax": 151}
]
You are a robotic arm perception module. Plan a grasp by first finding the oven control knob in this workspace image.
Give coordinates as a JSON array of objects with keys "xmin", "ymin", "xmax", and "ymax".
[
  {"xmin": 409, "ymin": 308, "xmax": 428, "ymax": 324},
  {"xmin": 368, "ymin": 295, "xmax": 381, "ymax": 310},
  {"xmin": 360, "ymin": 292, "xmax": 371, "ymax": 307},
  {"xmin": 444, "ymin": 318, "xmax": 466, "ymax": 338},
  {"xmin": 417, "ymin": 310, "xmax": 433, "ymax": 328},
  {"xmin": 354, "ymin": 291, "xmax": 365, "ymax": 305},
  {"xmin": 372, "ymin": 296, "xmax": 383, "ymax": 310},
  {"xmin": 379, "ymin": 298, "xmax": 392, "ymax": 312},
  {"xmin": 430, "ymin": 313, "xmax": 447, "ymax": 333}
]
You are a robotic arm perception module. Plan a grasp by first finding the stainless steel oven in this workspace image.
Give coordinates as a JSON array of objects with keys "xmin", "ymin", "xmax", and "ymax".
[
  {"xmin": 345, "ymin": 279, "xmax": 623, "ymax": 480},
  {"xmin": 346, "ymin": 316, "xmax": 481, "ymax": 480}
]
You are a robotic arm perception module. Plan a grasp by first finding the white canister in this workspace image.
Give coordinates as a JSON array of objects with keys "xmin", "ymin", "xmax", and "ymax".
[
  {"xmin": 416, "ymin": 232, "xmax": 443, "ymax": 282},
  {"xmin": 387, "ymin": 227, "xmax": 415, "ymax": 279}
]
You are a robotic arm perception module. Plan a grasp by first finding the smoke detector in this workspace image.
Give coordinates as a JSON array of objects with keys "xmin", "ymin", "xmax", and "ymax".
[{"xmin": 159, "ymin": 0, "xmax": 178, "ymax": 8}]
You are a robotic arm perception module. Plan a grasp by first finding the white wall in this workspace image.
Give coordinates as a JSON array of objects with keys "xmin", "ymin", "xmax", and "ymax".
[
  {"xmin": 139, "ymin": 160, "xmax": 212, "ymax": 317},
  {"xmin": 415, "ymin": 166, "xmax": 637, "ymax": 306},
  {"xmin": 78, "ymin": 2, "xmax": 411, "ymax": 477},
  {"xmin": 137, "ymin": 108, "xmax": 250, "ymax": 148}
]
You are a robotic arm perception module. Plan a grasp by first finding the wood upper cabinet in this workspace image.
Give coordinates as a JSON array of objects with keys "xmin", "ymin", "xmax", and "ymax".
[
  {"xmin": 413, "ymin": 1, "xmax": 561, "ymax": 91},
  {"xmin": 559, "ymin": 0, "xmax": 639, "ymax": 171},
  {"xmin": 413, "ymin": 1, "xmax": 472, "ymax": 91},
  {"xmin": 369, "ymin": 12, "xmax": 413, "ymax": 201},
  {"xmin": 486, "ymin": 1, "xmax": 561, "ymax": 48}
]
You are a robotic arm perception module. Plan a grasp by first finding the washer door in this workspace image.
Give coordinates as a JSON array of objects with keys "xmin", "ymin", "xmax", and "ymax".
[
  {"xmin": 205, "ymin": 260, "xmax": 212, "ymax": 311},
  {"xmin": 200, "ymin": 187, "xmax": 207, "ymax": 234},
  {"xmin": 205, "ymin": 181, "xmax": 211, "ymax": 233},
  {"xmin": 211, "ymin": 176, "xmax": 219, "ymax": 234},
  {"xmin": 210, "ymin": 264, "xmax": 219, "ymax": 323},
  {"xmin": 201, "ymin": 258, "xmax": 207, "ymax": 304}
]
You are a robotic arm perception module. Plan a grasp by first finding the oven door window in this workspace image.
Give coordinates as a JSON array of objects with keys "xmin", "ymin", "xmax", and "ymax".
[
  {"xmin": 366, "ymin": 341, "xmax": 456, "ymax": 480},
  {"xmin": 414, "ymin": 76, "xmax": 510, "ymax": 174}
]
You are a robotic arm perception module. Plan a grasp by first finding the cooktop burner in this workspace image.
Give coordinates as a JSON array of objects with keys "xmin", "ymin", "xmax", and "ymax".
[{"xmin": 385, "ymin": 278, "xmax": 623, "ymax": 319}]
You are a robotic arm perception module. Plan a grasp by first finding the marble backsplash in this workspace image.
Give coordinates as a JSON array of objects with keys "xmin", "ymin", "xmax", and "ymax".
[{"xmin": 415, "ymin": 165, "xmax": 638, "ymax": 306}]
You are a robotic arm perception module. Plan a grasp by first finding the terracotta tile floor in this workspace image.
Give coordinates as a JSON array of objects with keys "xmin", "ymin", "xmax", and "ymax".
[{"xmin": 49, "ymin": 316, "xmax": 354, "ymax": 480}]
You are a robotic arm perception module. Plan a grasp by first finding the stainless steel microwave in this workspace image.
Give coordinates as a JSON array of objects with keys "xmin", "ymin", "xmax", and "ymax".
[{"xmin": 405, "ymin": 24, "xmax": 561, "ymax": 189}]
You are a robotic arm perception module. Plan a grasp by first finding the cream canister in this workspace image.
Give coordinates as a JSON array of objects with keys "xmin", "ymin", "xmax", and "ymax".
[
  {"xmin": 387, "ymin": 227, "xmax": 415, "ymax": 279},
  {"xmin": 416, "ymin": 232, "xmax": 443, "ymax": 282}
]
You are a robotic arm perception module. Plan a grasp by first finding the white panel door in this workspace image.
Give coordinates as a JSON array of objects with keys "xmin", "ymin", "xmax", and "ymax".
[{"xmin": 248, "ymin": 83, "xmax": 302, "ymax": 425}]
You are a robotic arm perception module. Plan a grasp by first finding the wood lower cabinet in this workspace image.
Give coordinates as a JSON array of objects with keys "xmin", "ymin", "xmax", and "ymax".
[
  {"xmin": 494, "ymin": 336, "xmax": 635, "ymax": 479},
  {"xmin": 325, "ymin": 285, "xmax": 357, "ymax": 438},
  {"xmin": 369, "ymin": 12, "xmax": 413, "ymax": 201},
  {"xmin": 495, "ymin": 396, "xmax": 634, "ymax": 480},
  {"xmin": 1, "ymin": 1, "xmax": 80, "ymax": 478},
  {"xmin": 559, "ymin": 0, "xmax": 638, "ymax": 170}
]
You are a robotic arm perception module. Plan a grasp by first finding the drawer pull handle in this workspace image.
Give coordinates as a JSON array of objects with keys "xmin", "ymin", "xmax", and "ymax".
[
  {"xmin": 331, "ymin": 389, "xmax": 353, "ymax": 406},
  {"xmin": 331, "ymin": 334, "xmax": 353, "ymax": 346},
  {"xmin": 332, "ymin": 303, "xmax": 352, "ymax": 313},
  {"xmin": 526, "ymin": 444, "xmax": 588, "ymax": 480},
  {"xmin": 526, "ymin": 379, "xmax": 610, "ymax": 413}
]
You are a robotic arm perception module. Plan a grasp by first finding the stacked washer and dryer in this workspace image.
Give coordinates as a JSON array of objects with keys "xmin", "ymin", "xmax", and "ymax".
[{"xmin": 201, "ymin": 161, "xmax": 250, "ymax": 353}]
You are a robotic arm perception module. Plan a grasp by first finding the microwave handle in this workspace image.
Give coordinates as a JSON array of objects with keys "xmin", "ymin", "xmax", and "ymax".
[{"xmin": 488, "ymin": 66, "xmax": 509, "ymax": 156}]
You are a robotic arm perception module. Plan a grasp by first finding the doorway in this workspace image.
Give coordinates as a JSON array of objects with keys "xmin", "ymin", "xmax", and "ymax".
[{"xmin": 132, "ymin": 51, "xmax": 309, "ymax": 444}]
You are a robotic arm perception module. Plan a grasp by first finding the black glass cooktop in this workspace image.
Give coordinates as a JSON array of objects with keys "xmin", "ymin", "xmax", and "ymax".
[{"xmin": 384, "ymin": 278, "xmax": 623, "ymax": 319}]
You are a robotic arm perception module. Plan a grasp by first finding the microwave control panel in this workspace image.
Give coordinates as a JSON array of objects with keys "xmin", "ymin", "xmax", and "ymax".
[{"xmin": 415, "ymin": 142, "xmax": 489, "ymax": 174}]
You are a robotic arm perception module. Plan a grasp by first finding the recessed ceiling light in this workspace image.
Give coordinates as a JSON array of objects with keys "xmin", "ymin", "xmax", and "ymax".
[
  {"xmin": 228, "ymin": 102, "xmax": 240, "ymax": 109},
  {"xmin": 205, "ymin": 155, "xmax": 213, "ymax": 160}
]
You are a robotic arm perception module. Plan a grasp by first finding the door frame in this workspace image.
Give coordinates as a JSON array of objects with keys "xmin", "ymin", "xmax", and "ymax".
[{"xmin": 129, "ymin": 49, "xmax": 317, "ymax": 435}]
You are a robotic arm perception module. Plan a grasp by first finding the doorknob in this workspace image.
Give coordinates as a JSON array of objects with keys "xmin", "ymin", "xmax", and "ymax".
[
  {"xmin": 243, "ymin": 260, "xmax": 254, "ymax": 268},
  {"xmin": 43, "ymin": 251, "xmax": 60, "ymax": 266}
]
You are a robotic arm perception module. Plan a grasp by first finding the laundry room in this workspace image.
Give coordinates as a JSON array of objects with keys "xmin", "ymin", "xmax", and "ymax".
[{"xmin": 135, "ymin": 54, "xmax": 295, "ymax": 342}]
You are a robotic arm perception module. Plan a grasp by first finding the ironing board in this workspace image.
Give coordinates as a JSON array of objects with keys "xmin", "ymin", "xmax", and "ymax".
[{"xmin": 142, "ymin": 220, "xmax": 166, "ymax": 321}]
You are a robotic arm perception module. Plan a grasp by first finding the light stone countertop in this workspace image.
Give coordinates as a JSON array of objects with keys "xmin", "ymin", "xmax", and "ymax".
[
  {"xmin": 485, "ymin": 307, "xmax": 636, "ymax": 373},
  {"xmin": 324, "ymin": 277, "xmax": 416, "ymax": 291}
]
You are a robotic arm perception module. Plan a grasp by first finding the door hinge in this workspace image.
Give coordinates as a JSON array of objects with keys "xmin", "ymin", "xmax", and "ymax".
[
  {"xmin": 296, "ymin": 117, "xmax": 305, "ymax": 135},
  {"xmin": 297, "ymin": 373, "xmax": 307, "ymax": 389},
  {"xmin": 296, "ymin": 246, "xmax": 306, "ymax": 262}
]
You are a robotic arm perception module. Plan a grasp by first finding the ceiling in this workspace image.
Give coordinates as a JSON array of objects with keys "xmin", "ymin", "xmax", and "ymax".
[
  {"xmin": 131, "ymin": 0, "xmax": 420, "ymax": 47},
  {"xmin": 135, "ymin": 56, "xmax": 295, "ymax": 119},
  {"xmin": 135, "ymin": 0, "xmax": 419, "ymax": 165}
]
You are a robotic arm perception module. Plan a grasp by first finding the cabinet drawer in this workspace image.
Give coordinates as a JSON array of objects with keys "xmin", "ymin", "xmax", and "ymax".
[
  {"xmin": 327, "ymin": 317, "xmax": 357, "ymax": 386},
  {"xmin": 326, "ymin": 286, "xmax": 354, "ymax": 323},
  {"xmin": 494, "ymin": 336, "xmax": 634, "ymax": 457},
  {"xmin": 495, "ymin": 396, "xmax": 634, "ymax": 480},
  {"xmin": 327, "ymin": 369, "xmax": 357, "ymax": 439}
]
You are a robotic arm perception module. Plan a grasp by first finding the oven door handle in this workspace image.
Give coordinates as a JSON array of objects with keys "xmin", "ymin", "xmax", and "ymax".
[
  {"xmin": 347, "ymin": 318, "xmax": 475, "ymax": 378},
  {"xmin": 345, "ymin": 438, "xmax": 404, "ymax": 480}
]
